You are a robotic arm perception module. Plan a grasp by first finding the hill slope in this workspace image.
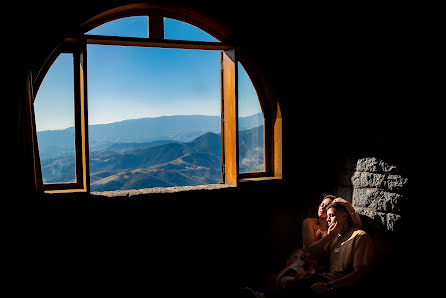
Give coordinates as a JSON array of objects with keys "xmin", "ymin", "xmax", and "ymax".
[
  {"xmin": 40, "ymin": 124, "xmax": 265, "ymax": 191},
  {"xmin": 37, "ymin": 113, "xmax": 263, "ymax": 160},
  {"xmin": 89, "ymin": 132, "xmax": 222, "ymax": 191}
]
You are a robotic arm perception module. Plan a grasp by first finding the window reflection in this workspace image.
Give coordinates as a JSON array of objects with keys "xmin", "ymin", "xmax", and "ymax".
[
  {"xmin": 35, "ymin": 53, "xmax": 76, "ymax": 184},
  {"xmin": 238, "ymin": 62, "xmax": 265, "ymax": 173}
]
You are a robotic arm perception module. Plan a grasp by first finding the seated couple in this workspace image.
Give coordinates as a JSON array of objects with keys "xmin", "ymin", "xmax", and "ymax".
[{"xmin": 244, "ymin": 195, "xmax": 374, "ymax": 297}]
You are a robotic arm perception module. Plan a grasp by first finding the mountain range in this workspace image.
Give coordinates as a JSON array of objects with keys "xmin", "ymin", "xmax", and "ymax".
[
  {"xmin": 37, "ymin": 113, "xmax": 263, "ymax": 160},
  {"xmin": 38, "ymin": 114, "xmax": 264, "ymax": 191}
]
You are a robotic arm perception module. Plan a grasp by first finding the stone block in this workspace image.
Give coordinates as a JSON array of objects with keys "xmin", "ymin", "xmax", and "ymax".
[
  {"xmin": 352, "ymin": 188, "xmax": 377, "ymax": 208},
  {"xmin": 356, "ymin": 157, "xmax": 398, "ymax": 174},
  {"xmin": 356, "ymin": 157, "xmax": 379, "ymax": 173},
  {"xmin": 351, "ymin": 172, "xmax": 387, "ymax": 189},
  {"xmin": 378, "ymin": 159, "xmax": 398, "ymax": 174},
  {"xmin": 386, "ymin": 213, "xmax": 402, "ymax": 231},
  {"xmin": 387, "ymin": 174, "xmax": 408, "ymax": 191},
  {"xmin": 383, "ymin": 192, "xmax": 406, "ymax": 213},
  {"xmin": 353, "ymin": 188, "xmax": 405, "ymax": 213}
]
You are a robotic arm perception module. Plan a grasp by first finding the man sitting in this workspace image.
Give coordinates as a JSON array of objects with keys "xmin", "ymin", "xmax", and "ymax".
[{"xmin": 270, "ymin": 202, "xmax": 375, "ymax": 297}]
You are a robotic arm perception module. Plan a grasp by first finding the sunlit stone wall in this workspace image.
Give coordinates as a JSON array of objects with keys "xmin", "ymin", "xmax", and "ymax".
[{"xmin": 351, "ymin": 157, "xmax": 408, "ymax": 232}]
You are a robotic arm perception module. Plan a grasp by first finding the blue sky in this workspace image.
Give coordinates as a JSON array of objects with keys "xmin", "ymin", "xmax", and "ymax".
[{"xmin": 35, "ymin": 17, "xmax": 261, "ymax": 131}]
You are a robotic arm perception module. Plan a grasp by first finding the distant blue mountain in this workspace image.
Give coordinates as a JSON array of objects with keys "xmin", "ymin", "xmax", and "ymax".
[
  {"xmin": 37, "ymin": 113, "xmax": 263, "ymax": 160},
  {"xmin": 38, "ymin": 114, "xmax": 264, "ymax": 190},
  {"xmin": 104, "ymin": 140, "xmax": 179, "ymax": 152},
  {"xmin": 40, "ymin": 127, "xmax": 264, "ymax": 191}
]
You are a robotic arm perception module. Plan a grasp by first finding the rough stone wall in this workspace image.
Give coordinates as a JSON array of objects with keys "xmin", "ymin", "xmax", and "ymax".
[{"xmin": 351, "ymin": 157, "xmax": 408, "ymax": 232}]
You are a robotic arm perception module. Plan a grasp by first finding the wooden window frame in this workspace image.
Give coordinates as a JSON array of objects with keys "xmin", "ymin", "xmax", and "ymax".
[
  {"xmin": 41, "ymin": 43, "xmax": 90, "ymax": 193},
  {"xmin": 35, "ymin": 8, "xmax": 282, "ymax": 193}
]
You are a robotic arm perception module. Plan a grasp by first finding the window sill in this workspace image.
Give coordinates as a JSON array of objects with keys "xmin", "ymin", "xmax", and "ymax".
[
  {"xmin": 42, "ymin": 177, "xmax": 281, "ymax": 198},
  {"xmin": 239, "ymin": 176, "xmax": 282, "ymax": 183},
  {"xmin": 45, "ymin": 188, "xmax": 87, "ymax": 194},
  {"xmin": 91, "ymin": 183, "xmax": 234, "ymax": 198}
]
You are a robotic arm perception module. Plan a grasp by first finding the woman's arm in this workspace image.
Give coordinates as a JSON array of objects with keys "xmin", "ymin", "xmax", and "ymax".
[
  {"xmin": 333, "ymin": 198, "xmax": 363, "ymax": 229},
  {"xmin": 301, "ymin": 218, "xmax": 316, "ymax": 250}
]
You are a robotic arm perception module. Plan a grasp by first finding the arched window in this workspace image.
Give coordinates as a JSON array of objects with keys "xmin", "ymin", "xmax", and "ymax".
[{"xmin": 34, "ymin": 4, "xmax": 281, "ymax": 193}]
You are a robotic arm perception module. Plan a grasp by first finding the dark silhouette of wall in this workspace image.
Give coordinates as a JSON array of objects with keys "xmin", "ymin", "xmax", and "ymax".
[{"xmin": 8, "ymin": 1, "xmax": 419, "ymax": 297}]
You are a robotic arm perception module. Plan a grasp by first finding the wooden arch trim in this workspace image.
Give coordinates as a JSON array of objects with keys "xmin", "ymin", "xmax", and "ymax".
[
  {"xmin": 33, "ymin": 2, "xmax": 282, "ymax": 188},
  {"xmin": 79, "ymin": 3, "xmax": 234, "ymax": 43}
]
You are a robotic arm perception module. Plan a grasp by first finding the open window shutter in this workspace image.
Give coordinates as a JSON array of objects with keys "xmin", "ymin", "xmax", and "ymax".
[
  {"xmin": 73, "ymin": 41, "xmax": 90, "ymax": 191},
  {"xmin": 221, "ymin": 49, "xmax": 238, "ymax": 186}
]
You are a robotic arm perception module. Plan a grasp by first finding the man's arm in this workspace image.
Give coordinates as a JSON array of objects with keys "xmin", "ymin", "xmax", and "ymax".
[
  {"xmin": 310, "ymin": 266, "xmax": 370, "ymax": 294},
  {"xmin": 312, "ymin": 231, "xmax": 374, "ymax": 294},
  {"xmin": 305, "ymin": 221, "xmax": 339, "ymax": 258},
  {"xmin": 329, "ymin": 265, "xmax": 370, "ymax": 289}
]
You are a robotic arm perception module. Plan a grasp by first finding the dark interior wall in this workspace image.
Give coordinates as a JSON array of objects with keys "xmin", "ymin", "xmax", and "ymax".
[{"xmin": 9, "ymin": 1, "xmax": 418, "ymax": 296}]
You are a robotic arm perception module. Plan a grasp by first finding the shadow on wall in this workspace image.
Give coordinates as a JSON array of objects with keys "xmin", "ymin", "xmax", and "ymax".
[{"xmin": 335, "ymin": 157, "xmax": 410, "ymax": 294}]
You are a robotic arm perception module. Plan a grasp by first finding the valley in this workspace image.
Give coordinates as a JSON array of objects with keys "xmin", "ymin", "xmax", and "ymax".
[{"xmin": 38, "ymin": 114, "xmax": 264, "ymax": 191}]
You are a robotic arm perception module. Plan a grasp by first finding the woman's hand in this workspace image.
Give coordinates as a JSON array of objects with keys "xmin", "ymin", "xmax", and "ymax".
[
  {"xmin": 333, "ymin": 197, "xmax": 349, "ymax": 206},
  {"xmin": 333, "ymin": 198, "xmax": 354, "ymax": 213},
  {"xmin": 333, "ymin": 197, "xmax": 363, "ymax": 228}
]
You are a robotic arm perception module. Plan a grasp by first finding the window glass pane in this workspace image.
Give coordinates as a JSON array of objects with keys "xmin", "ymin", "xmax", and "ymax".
[
  {"xmin": 238, "ymin": 62, "xmax": 265, "ymax": 173},
  {"xmin": 86, "ymin": 16, "xmax": 148, "ymax": 38},
  {"xmin": 87, "ymin": 44, "xmax": 221, "ymax": 192},
  {"xmin": 35, "ymin": 53, "xmax": 76, "ymax": 184},
  {"xmin": 164, "ymin": 18, "xmax": 219, "ymax": 42}
]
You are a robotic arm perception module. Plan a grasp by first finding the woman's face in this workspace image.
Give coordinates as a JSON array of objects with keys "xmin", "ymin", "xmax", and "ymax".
[{"xmin": 318, "ymin": 198, "xmax": 333, "ymax": 218}]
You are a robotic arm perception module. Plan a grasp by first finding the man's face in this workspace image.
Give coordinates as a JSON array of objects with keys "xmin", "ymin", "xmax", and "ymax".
[{"xmin": 326, "ymin": 208, "xmax": 337, "ymax": 225}]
